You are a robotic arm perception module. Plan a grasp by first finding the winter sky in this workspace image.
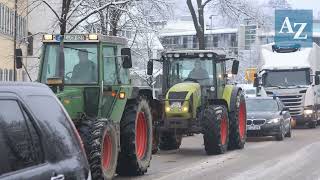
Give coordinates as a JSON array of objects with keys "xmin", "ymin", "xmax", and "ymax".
[{"xmin": 291, "ymin": 0, "xmax": 320, "ymax": 16}]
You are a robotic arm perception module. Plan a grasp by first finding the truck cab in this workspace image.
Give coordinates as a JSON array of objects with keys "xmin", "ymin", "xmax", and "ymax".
[{"xmin": 258, "ymin": 43, "xmax": 320, "ymax": 128}]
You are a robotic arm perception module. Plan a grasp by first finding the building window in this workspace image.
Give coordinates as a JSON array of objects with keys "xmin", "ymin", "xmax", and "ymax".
[
  {"xmin": 4, "ymin": 69, "xmax": 8, "ymax": 81},
  {"xmin": 193, "ymin": 36, "xmax": 198, "ymax": 48},
  {"xmin": 0, "ymin": 69, "xmax": 2, "ymax": 81},
  {"xmin": 0, "ymin": 5, "xmax": 3, "ymax": 33},
  {"xmin": 9, "ymin": 69, "xmax": 13, "ymax": 81},
  {"xmin": 183, "ymin": 36, "xmax": 188, "ymax": 48},
  {"xmin": 213, "ymin": 36, "xmax": 218, "ymax": 47},
  {"xmin": 0, "ymin": 3, "xmax": 27, "ymax": 38},
  {"xmin": 173, "ymin": 36, "xmax": 180, "ymax": 45},
  {"xmin": 230, "ymin": 34, "xmax": 236, "ymax": 47}
]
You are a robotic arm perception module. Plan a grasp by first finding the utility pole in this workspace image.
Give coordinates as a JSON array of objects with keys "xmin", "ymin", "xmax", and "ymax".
[{"xmin": 13, "ymin": 0, "xmax": 18, "ymax": 81}]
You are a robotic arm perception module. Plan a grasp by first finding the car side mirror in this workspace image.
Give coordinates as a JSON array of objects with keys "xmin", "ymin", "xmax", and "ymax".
[
  {"xmin": 121, "ymin": 48, "xmax": 132, "ymax": 69},
  {"xmin": 15, "ymin": 48, "xmax": 23, "ymax": 69},
  {"xmin": 147, "ymin": 60, "xmax": 153, "ymax": 75},
  {"xmin": 231, "ymin": 60, "xmax": 239, "ymax": 75},
  {"xmin": 315, "ymin": 71, "xmax": 320, "ymax": 85}
]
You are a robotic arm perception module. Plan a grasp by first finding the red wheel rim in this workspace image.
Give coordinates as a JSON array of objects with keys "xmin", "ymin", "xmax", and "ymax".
[
  {"xmin": 239, "ymin": 102, "xmax": 246, "ymax": 139},
  {"xmin": 136, "ymin": 112, "xmax": 147, "ymax": 160},
  {"xmin": 220, "ymin": 113, "xmax": 228, "ymax": 145},
  {"xmin": 102, "ymin": 133, "xmax": 112, "ymax": 170}
]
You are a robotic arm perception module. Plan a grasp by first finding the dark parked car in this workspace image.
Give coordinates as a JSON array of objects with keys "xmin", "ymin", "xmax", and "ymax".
[
  {"xmin": 0, "ymin": 82, "xmax": 91, "ymax": 180},
  {"xmin": 246, "ymin": 97, "xmax": 292, "ymax": 140}
]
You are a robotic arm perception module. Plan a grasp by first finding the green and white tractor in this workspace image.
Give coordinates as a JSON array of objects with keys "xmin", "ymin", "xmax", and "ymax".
[
  {"xmin": 21, "ymin": 34, "xmax": 155, "ymax": 179},
  {"xmin": 148, "ymin": 50, "xmax": 247, "ymax": 154}
]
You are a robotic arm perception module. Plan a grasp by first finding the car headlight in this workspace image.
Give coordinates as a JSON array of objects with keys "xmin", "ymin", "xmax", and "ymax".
[
  {"xmin": 268, "ymin": 118, "xmax": 280, "ymax": 124},
  {"xmin": 304, "ymin": 109, "xmax": 313, "ymax": 115}
]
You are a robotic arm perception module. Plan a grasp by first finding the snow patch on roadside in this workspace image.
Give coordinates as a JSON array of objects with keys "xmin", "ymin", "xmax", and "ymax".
[{"xmin": 227, "ymin": 142, "xmax": 320, "ymax": 180}]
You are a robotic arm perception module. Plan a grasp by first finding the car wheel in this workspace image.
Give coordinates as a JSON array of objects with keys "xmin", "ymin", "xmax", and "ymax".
[
  {"xmin": 285, "ymin": 123, "xmax": 292, "ymax": 138},
  {"xmin": 276, "ymin": 122, "xmax": 285, "ymax": 141}
]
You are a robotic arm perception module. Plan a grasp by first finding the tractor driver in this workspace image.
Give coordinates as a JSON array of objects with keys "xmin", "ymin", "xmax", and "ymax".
[
  {"xmin": 71, "ymin": 49, "xmax": 97, "ymax": 83},
  {"xmin": 188, "ymin": 60, "xmax": 209, "ymax": 84}
]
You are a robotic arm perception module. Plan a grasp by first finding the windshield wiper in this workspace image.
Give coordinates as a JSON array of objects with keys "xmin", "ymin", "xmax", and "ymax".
[{"xmin": 64, "ymin": 46, "xmax": 95, "ymax": 54}]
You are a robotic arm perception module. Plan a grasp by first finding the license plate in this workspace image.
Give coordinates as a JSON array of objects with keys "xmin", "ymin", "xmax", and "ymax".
[
  {"xmin": 247, "ymin": 125, "xmax": 261, "ymax": 130},
  {"xmin": 171, "ymin": 102, "xmax": 182, "ymax": 108}
]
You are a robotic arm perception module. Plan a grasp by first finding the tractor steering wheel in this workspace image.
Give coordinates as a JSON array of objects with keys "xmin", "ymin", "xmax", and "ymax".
[{"xmin": 65, "ymin": 71, "xmax": 73, "ymax": 82}]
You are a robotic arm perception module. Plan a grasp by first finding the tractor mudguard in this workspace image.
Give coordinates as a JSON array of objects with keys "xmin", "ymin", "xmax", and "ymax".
[{"xmin": 222, "ymin": 85, "xmax": 243, "ymax": 112}]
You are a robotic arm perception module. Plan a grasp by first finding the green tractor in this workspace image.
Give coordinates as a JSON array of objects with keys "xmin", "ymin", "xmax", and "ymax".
[
  {"xmin": 148, "ymin": 50, "xmax": 247, "ymax": 154},
  {"xmin": 31, "ymin": 34, "xmax": 154, "ymax": 179}
]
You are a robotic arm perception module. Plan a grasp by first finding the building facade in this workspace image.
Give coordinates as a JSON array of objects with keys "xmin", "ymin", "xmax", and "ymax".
[{"xmin": 0, "ymin": 0, "xmax": 28, "ymax": 81}]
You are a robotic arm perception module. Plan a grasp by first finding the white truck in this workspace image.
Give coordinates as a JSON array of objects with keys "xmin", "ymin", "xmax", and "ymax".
[{"xmin": 255, "ymin": 43, "xmax": 320, "ymax": 128}]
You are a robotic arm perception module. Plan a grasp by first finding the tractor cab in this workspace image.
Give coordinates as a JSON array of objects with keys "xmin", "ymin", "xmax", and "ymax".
[
  {"xmin": 38, "ymin": 34, "xmax": 132, "ymax": 120},
  {"xmin": 161, "ymin": 50, "xmax": 239, "ymax": 99}
]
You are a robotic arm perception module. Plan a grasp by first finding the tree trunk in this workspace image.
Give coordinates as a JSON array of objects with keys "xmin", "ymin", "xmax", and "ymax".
[
  {"xmin": 187, "ymin": 0, "xmax": 205, "ymax": 50},
  {"xmin": 198, "ymin": 33, "xmax": 205, "ymax": 50}
]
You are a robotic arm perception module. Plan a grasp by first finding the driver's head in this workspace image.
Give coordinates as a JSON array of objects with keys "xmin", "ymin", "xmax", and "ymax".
[
  {"xmin": 78, "ymin": 49, "xmax": 89, "ymax": 63},
  {"xmin": 194, "ymin": 60, "xmax": 201, "ymax": 70}
]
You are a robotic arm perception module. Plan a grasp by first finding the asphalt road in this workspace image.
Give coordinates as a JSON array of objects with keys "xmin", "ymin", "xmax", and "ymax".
[{"xmin": 116, "ymin": 127, "xmax": 320, "ymax": 180}]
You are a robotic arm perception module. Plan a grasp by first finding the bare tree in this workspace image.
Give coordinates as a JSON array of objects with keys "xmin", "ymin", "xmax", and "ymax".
[
  {"xmin": 29, "ymin": 0, "xmax": 130, "ymax": 35},
  {"xmin": 187, "ymin": 0, "xmax": 258, "ymax": 50}
]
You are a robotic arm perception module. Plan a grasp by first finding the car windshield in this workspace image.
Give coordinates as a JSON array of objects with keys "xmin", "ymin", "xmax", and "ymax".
[
  {"xmin": 246, "ymin": 99, "xmax": 279, "ymax": 112},
  {"xmin": 263, "ymin": 70, "xmax": 309, "ymax": 87},
  {"xmin": 168, "ymin": 58, "xmax": 215, "ymax": 86},
  {"xmin": 41, "ymin": 43, "xmax": 98, "ymax": 84}
]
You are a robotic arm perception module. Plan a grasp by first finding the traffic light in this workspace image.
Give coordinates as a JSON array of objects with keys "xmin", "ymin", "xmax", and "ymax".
[{"xmin": 15, "ymin": 48, "xmax": 23, "ymax": 69}]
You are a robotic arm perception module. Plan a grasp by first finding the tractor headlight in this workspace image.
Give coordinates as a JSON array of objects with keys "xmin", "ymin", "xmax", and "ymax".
[
  {"xmin": 267, "ymin": 118, "xmax": 280, "ymax": 124},
  {"xmin": 182, "ymin": 106, "xmax": 189, "ymax": 112},
  {"xmin": 304, "ymin": 109, "xmax": 313, "ymax": 115},
  {"xmin": 165, "ymin": 107, "xmax": 171, "ymax": 112}
]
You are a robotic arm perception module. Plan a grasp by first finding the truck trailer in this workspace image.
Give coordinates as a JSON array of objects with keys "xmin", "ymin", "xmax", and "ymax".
[{"xmin": 256, "ymin": 43, "xmax": 320, "ymax": 128}]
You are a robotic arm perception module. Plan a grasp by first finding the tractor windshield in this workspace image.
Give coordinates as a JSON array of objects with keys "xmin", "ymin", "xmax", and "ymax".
[
  {"xmin": 169, "ymin": 58, "xmax": 214, "ymax": 86},
  {"xmin": 40, "ymin": 43, "xmax": 98, "ymax": 84}
]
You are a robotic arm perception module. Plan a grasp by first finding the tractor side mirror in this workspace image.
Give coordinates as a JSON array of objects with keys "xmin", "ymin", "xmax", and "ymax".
[
  {"xmin": 121, "ymin": 48, "xmax": 132, "ymax": 68},
  {"xmin": 253, "ymin": 73, "xmax": 259, "ymax": 87},
  {"xmin": 231, "ymin": 60, "xmax": 239, "ymax": 75},
  {"xmin": 15, "ymin": 48, "xmax": 23, "ymax": 69},
  {"xmin": 315, "ymin": 71, "xmax": 320, "ymax": 85},
  {"xmin": 147, "ymin": 60, "xmax": 153, "ymax": 75}
]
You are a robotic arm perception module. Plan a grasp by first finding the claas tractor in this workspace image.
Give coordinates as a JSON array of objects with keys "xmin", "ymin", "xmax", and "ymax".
[
  {"xmin": 148, "ymin": 50, "xmax": 247, "ymax": 154},
  {"xmin": 30, "ymin": 34, "xmax": 154, "ymax": 179}
]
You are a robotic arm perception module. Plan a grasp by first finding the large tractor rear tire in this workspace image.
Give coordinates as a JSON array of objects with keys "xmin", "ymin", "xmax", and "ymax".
[
  {"xmin": 228, "ymin": 90, "xmax": 247, "ymax": 150},
  {"xmin": 117, "ymin": 98, "xmax": 153, "ymax": 176},
  {"xmin": 203, "ymin": 105, "xmax": 229, "ymax": 155},
  {"xmin": 77, "ymin": 118, "xmax": 119, "ymax": 180},
  {"xmin": 159, "ymin": 132, "xmax": 183, "ymax": 150}
]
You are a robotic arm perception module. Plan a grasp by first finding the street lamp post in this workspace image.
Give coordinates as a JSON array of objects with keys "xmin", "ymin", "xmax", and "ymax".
[{"xmin": 13, "ymin": 0, "xmax": 18, "ymax": 81}]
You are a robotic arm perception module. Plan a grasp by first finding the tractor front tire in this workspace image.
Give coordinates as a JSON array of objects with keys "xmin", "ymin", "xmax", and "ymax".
[
  {"xmin": 203, "ymin": 105, "xmax": 229, "ymax": 155},
  {"xmin": 159, "ymin": 132, "xmax": 183, "ymax": 150},
  {"xmin": 117, "ymin": 98, "xmax": 153, "ymax": 176},
  {"xmin": 228, "ymin": 91, "xmax": 247, "ymax": 150},
  {"xmin": 77, "ymin": 118, "xmax": 119, "ymax": 180}
]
